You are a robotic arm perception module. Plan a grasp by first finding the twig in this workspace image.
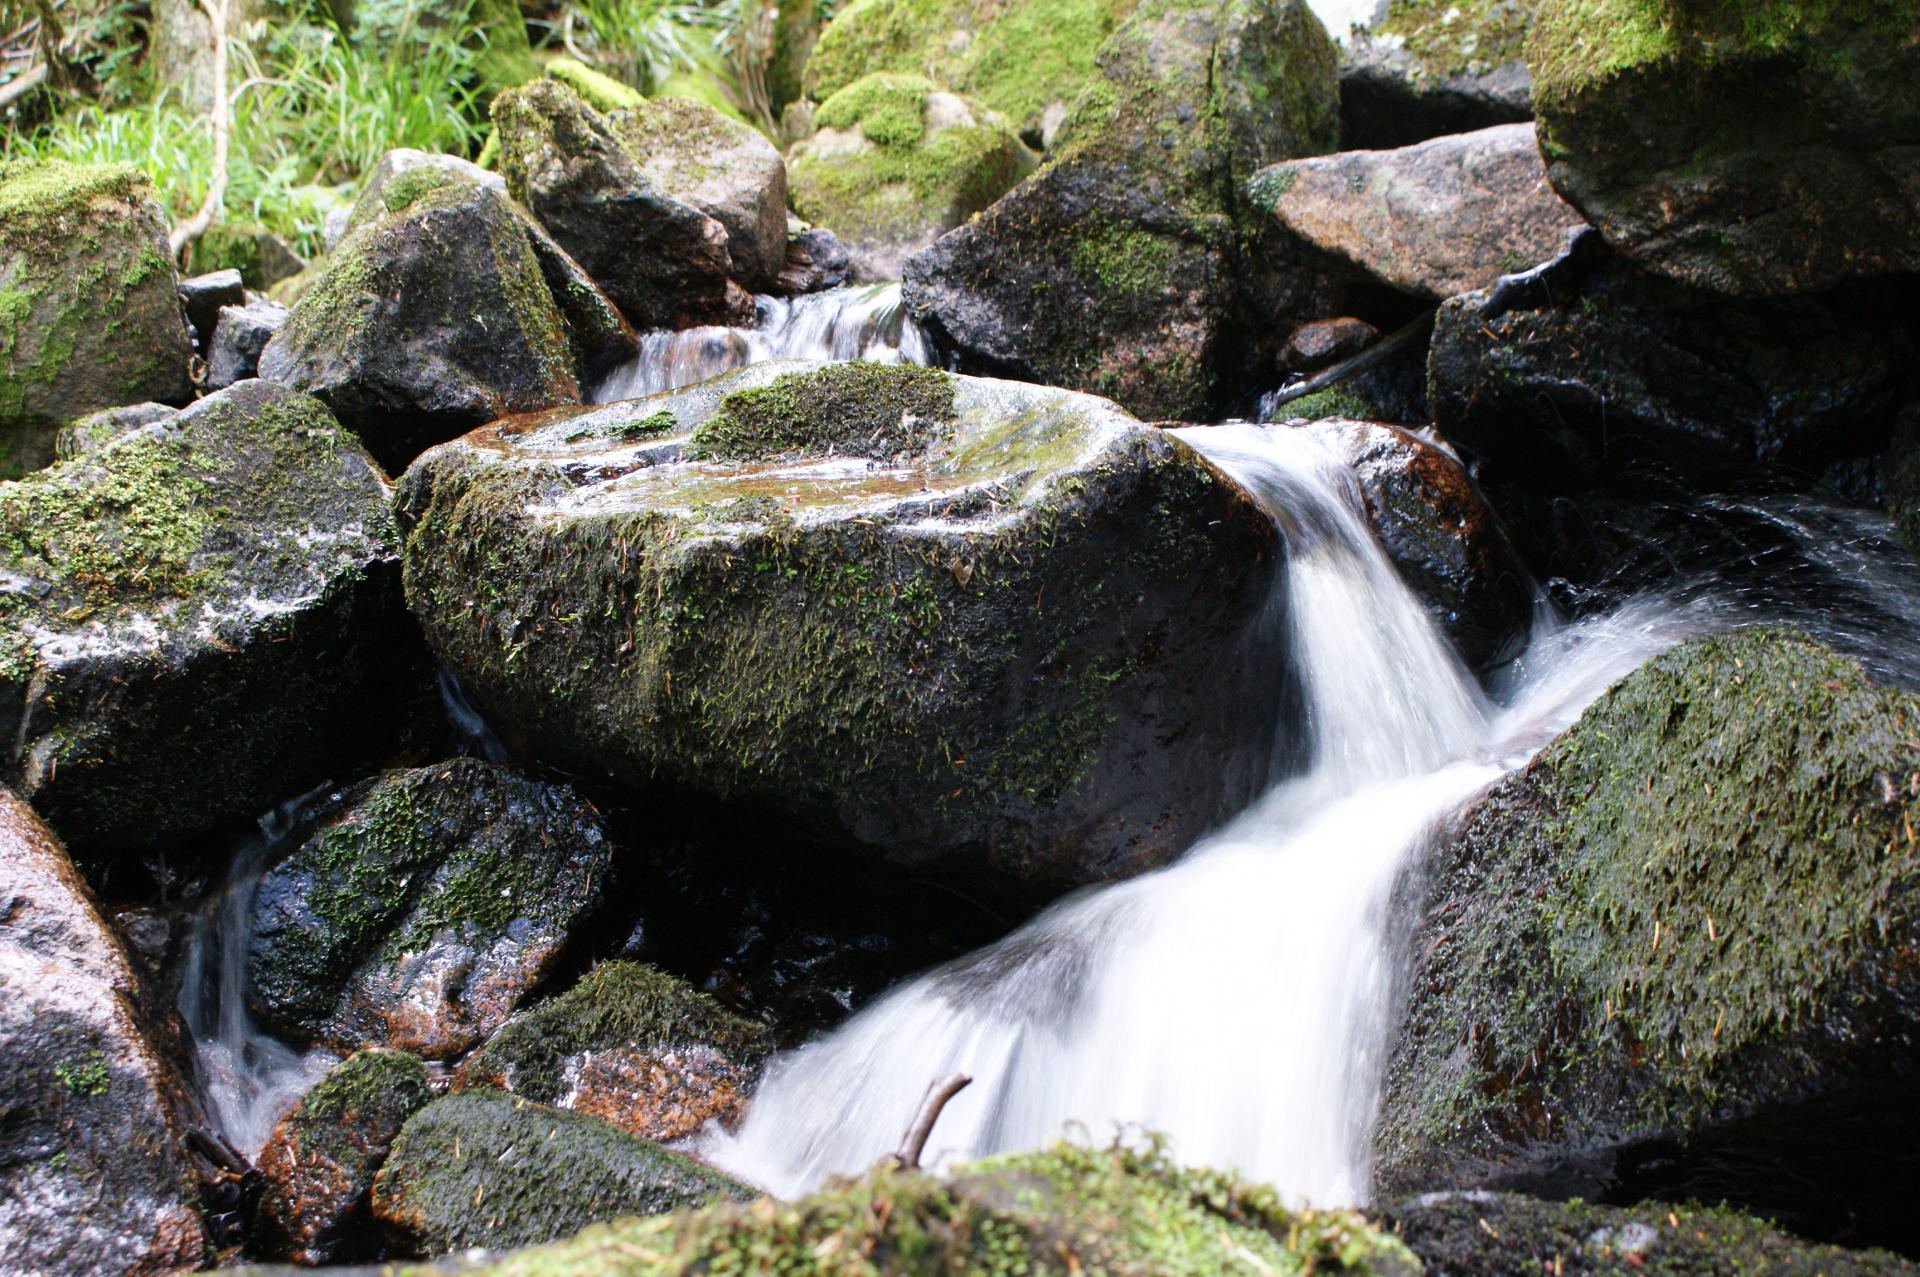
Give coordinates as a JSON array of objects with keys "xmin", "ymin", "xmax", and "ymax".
[
  {"xmin": 0, "ymin": 57, "xmax": 45, "ymax": 109},
  {"xmin": 168, "ymin": 0, "xmax": 231, "ymax": 257},
  {"xmin": 1259, "ymin": 309, "xmax": 1435, "ymax": 417},
  {"xmin": 882, "ymin": 1073, "xmax": 971, "ymax": 1171}
]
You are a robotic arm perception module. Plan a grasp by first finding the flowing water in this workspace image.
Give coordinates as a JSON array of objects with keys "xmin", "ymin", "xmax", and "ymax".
[
  {"xmin": 178, "ymin": 792, "xmax": 339, "ymax": 1158},
  {"xmin": 698, "ymin": 424, "xmax": 1709, "ymax": 1202},
  {"xmin": 592, "ymin": 284, "xmax": 930, "ymax": 403}
]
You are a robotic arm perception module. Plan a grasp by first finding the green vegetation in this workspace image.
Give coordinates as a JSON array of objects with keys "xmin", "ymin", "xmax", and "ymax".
[
  {"xmin": 278, "ymin": 1048, "xmax": 434, "ymax": 1173},
  {"xmin": 690, "ymin": 362, "xmax": 958, "ymax": 461},
  {"xmin": 53, "ymin": 1053, "xmax": 111, "ymax": 1097},
  {"xmin": 1371, "ymin": 0, "xmax": 1533, "ymax": 82}
]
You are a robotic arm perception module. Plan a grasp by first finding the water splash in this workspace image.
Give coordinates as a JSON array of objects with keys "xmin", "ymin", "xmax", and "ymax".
[
  {"xmin": 177, "ymin": 793, "xmax": 338, "ymax": 1158},
  {"xmin": 698, "ymin": 424, "xmax": 1699, "ymax": 1202},
  {"xmin": 593, "ymin": 284, "xmax": 930, "ymax": 403}
]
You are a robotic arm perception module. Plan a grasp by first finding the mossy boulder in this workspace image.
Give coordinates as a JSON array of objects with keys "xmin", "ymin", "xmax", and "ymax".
[
  {"xmin": 1376, "ymin": 629, "xmax": 1920, "ymax": 1249},
  {"xmin": 789, "ymin": 73, "xmax": 1037, "ymax": 280},
  {"xmin": 903, "ymin": 0, "xmax": 1342, "ymax": 420},
  {"xmin": 806, "ymin": 0, "xmax": 1142, "ymax": 146},
  {"xmin": 0, "ymin": 160, "xmax": 192, "ymax": 479},
  {"xmin": 0, "ymin": 790, "xmax": 204, "ymax": 1275},
  {"xmin": 492, "ymin": 79, "xmax": 753, "ymax": 330},
  {"xmin": 444, "ymin": 1140, "xmax": 1419, "ymax": 1276},
  {"xmin": 457, "ymin": 961, "xmax": 769, "ymax": 1142},
  {"xmin": 1382, "ymin": 1192, "xmax": 1920, "ymax": 1276},
  {"xmin": 260, "ymin": 157, "xmax": 625, "ymax": 473},
  {"xmin": 398, "ymin": 361, "xmax": 1287, "ymax": 906},
  {"xmin": 246, "ymin": 758, "xmax": 613, "ymax": 1059},
  {"xmin": 371, "ymin": 1091, "xmax": 753, "ymax": 1256},
  {"xmin": 0, "ymin": 379, "xmax": 417, "ymax": 857},
  {"xmin": 1307, "ymin": 419, "xmax": 1532, "ymax": 671},
  {"xmin": 1528, "ymin": 0, "xmax": 1920, "ymax": 295},
  {"xmin": 1340, "ymin": 0, "xmax": 1533, "ymax": 149},
  {"xmin": 1249, "ymin": 123, "xmax": 1587, "ymax": 301},
  {"xmin": 256, "ymin": 1048, "xmax": 435, "ymax": 1265}
]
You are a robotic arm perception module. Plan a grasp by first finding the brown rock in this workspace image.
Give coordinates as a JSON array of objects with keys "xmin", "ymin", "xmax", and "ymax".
[
  {"xmin": 0, "ymin": 790, "xmax": 205, "ymax": 1276},
  {"xmin": 1250, "ymin": 122, "xmax": 1587, "ymax": 300},
  {"xmin": 1281, "ymin": 317, "xmax": 1379, "ymax": 372}
]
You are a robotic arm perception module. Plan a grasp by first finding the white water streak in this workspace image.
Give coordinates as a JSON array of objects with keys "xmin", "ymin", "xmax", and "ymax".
[{"xmin": 700, "ymin": 424, "xmax": 1697, "ymax": 1203}]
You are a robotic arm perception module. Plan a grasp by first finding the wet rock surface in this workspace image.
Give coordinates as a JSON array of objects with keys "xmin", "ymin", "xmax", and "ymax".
[
  {"xmin": 1529, "ymin": 0, "xmax": 1920, "ymax": 295},
  {"xmin": 255, "ymin": 1048, "xmax": 435, "ymax": 1265},
  {"xmin": 371, "ymin": 1090, "xmax": 753, "ymax": 1255},
  {"xmin": 0, "ymin": 789, "xmax": 205, "ymax": 1276},
  {"xmin": 457, "ymin": 960, "xmax": 769, "ymax": 1142},
  {"xmin": 259, "ymin": 158, "xmax": 608, "ymax": 473},
  {"xmin": 1377, "ymin": 630, "xmax": 1920, "ymax": 1252},
  {"xmin": 1249, "ymin": 123, "xmax": 1586, "ymax": 301},
  {"xmin": 904, "ymin": 0, "xmax": 1342, "ymax": 420},
  {"xmin": 400, "ymin": 362, "xmax": 1286, "ymax": 906},
  {"xmin": 776, "ymin": 225, "xmax": 853, "ymax": 295},
  {"xmin": 1309, "ymin": 420, "xmax": 1531, "ymax": 671},
  {"xmin": 790, "ymin": 73, "xmax": 1036, "ymax": 281},
  {"xmin": 491, "ymin": 79, "xmax": 748, "ymax": 331},
  {"xmin": 0, "ymin": 160, "xmax": 193, "ymax": 479},
  {"xmin": 0, "ymin": 379, "xmax": 414, "ymax": 860},
  {"xmin": 247, "ymin": 758, "xmax": 613, "ymax": 1058},
  {"xmin": 204, "ymin": 299, "xmax": 288, "ymax": 391}
]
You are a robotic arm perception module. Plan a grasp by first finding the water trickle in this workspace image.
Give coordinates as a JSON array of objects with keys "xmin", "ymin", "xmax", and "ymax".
[
  {"xmin": 592, "ymin": 284, "xmax": 930, "ymax": 403},
  {"xmin": 178, "ymin": 792, "xmax": 338, "ymax": 1158},
  {"xmin": 698, "ymin": 424, "xmax": 1701, "ymax": 1202}
]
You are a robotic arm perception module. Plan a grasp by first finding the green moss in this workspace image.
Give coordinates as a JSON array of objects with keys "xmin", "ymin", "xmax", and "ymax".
[
  {"xmin": 815, "ymin": 72, "xmax": 934, "ymax": 146},
  {"xmin": 0, "ymin": 159, "xmax": 148, "ymax": 234},
  {"xmin": 380, "ymin": 167, "xmax": 458, "ymax": 216},
  {"xmin": 1245, "ymin": 164, "xmax": 1298, "ymax": 213},
  {"xmin": 449, "ymin": 1138, "xmax": 1417, "ymax": 1277},
  {"xmin": 1374, "ymin": 0, "xmax": 1533, "ymax": 82},
  {"xmin": 1267, "ymin": 386, "xmax": 1374, "ymax": 421},
  {"xmin": 53, "ymin": 1053, "xmax": 111, "ymax": 1097},
  {"xmin": 1069, "ymin": 224, "xmax": 1178, "ymax": 297},
  {"xmin": 690, "ymin": 363, "xmax": 958, "ymax": 462},
  {"xmin": 461, "ymin": 961, "xmax": 768, "ymax": 1103},
  {"xmin": 284, "ymin": 1048, "xmax": 434, "ymax": 1171},
  {"xmin": 547, "ymin": 56, "xmax": 647, "ymax": 113}
]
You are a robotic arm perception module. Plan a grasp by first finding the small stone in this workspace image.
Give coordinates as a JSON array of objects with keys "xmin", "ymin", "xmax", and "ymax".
[
  {"xmin": 177, "ymin": 268, "xmax": 246, "ymax": 349},
  {"xmin": 204, "ymin": 298, "xmax": 288, "ymax": 390}
]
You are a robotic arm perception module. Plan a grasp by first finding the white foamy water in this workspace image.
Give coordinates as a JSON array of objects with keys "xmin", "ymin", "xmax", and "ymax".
[
  {"xmin": 592, "ymin": 284, "xmax": 930, "ymax": 403},
  {"xmin": 699, "ymin": 423, "xmax": 1701, "ymax": 1202}
]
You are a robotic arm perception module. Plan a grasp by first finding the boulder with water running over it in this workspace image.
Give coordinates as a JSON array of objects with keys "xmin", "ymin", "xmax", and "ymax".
[
  {"xmin": 903, "ymin": 0, "xmax": 1342, "ymax": 420},
  {"xmin": 246, "ymin": 758, "xmax": 613, "ymax": 1059},
  {"xmin": 371, "ymin": 1091, "xmax": 754, "ymax": 1255},
  {"xmin": 1376, "ymin": 629, "xmax": 1920, "ymax": 1252},
  {"xmin": 0, "ymin": 789, "xmax": 205, "ymax": 1275},
  {"xmin": 1307, "ymin": 420, "xmax": 1532, "ymax": 672},
  {"xmin": 455, "ymin": 961, "xmax": 770, "ymax": 1142},
  {"xmin": 398, "ymin": 361, "xmax": 1287, "ymax": 906},
  {"xmin": 1528, "ymin": 0, "xmax": 1920, "ymax": 295},
  {"xmin": 789, "ymin": 74, "xmax": 1037, "ymax": 282},
  {"xmin": 0, "ymin": 379, "xmax": 417, "ymax": 860},
  {"xmin": 0, "ymin": 160, "xmax": 194, "ymax": 479},
  {"xmin": 256, "ymin": 1048, "xmax": 435, "ymax": 1265}
]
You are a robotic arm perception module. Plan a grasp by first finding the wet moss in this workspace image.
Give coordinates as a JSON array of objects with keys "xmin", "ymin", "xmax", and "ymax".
[
  {"xmin": 690, "ymin": 362, "xmax": 958, "ymax": 462},
  {"xmin": 1372, "ymin": 0, "xmax": 1532, "ymax": 82},
  {"xmin": 815, "ymin": 72, "xmax": 935, "ymax": 146},
  {"xmin": 281, "ymin": 1048, "xmax": 433, "ymax": 1174},
  {"xmin": 460, "ymin": 961, "xmax": 768, "ymax": 1104},
  {"xmin": 1268, "ymin": 387, "xmax": 1373, "ymax": 421},
  {"xmin": 548, "ymin": 56, "xmax": 647, "ymax": 113}
]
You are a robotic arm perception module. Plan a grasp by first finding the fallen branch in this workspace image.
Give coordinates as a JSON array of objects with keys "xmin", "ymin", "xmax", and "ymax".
[
  {"xmin": 0, "ymin": 57, "xmax": 45, "ymax": 110},
  {"xmin": 168, "ymin": 0, "xmax": 230, "ymax": 258},
  {"xmin": 1259, "ymin": 309, "xmax": 1435, "ymax": 418},
  {"xmin": 880, "ymin": 1073, "xmax": 971, "ymax": 1171}
]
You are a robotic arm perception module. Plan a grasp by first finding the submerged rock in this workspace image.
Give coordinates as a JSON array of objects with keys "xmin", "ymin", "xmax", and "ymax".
[
  {"xmin": 256, "ymin": 1048, "xmax": 435, "ymax": 1265},
  {"xmin": 247, "ymin": 758, "xmax": 613, "ymax": 1059},
  {"xmin": 1376, "ymin": 630, "xmax": 1920, "ymax": 1250},
  {"xmin": 0, "ymin": 790, "xmax": 204, "ymax": 1275},
  {"xmin": 0, "ymin": 160, "xmax": 193, "ymax": 478},
  {"xmin": 904, "ymin": 0, "xmax": 1341, "ymax": 420},
  {"xmin": 1383, "ymin": 1192, "xmax": 1920, "ymax": 1277},
  {"xmin": 1249, "ymin": 123, "xmax": 1586, "ymax": 301},
  {"xmin": 1339, "ymin": 0, "xmax": 1533, "ymax": 149},
  {"xmin": 444, "ymin": 1140, "xmax": 1419, "ymax": 1276},
  {"xmin": 400, "ymin": 362, "xmax": 1286, "ymax": 905},
  {"xmin": 0, "ymin": 379, "xmax": 414, "ymax": 857},
  {"xmin": 259, "ymin": 158, "xmax": 611, "ymax": 472},
  {"xmin": 1529, "ymin": 0, "xmax": 1920, "ymax": 294},
  {"xmin": 789, "ymin": 73, "xmax": 1036, "ymax": 280},
  {"xmin": 491, "ymin": 80, "xmax": 749, "ymax": 331},
  {"xmin": 1309, "ymin": 420, "xmax": 1531, "ymax": 671},
  {"xmin": 457, "ymin": 961, "xmax": 769, "ymax": 1142},
  {"xmin": 804, "ymin": 0, "xmax": 1138, "ymax": 146},
  {"xmin": 371, "ymin": 1091, "xmax": 753, "ymax": 1255}
]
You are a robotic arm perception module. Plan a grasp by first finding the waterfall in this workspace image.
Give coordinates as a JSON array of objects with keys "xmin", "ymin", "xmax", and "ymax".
[
  {"xmin": 592, "ymin": 284, "xmax": 930, "ymax": 403},
  {"xmin": 177, "ymin": 791, "xmax": 339, "ymax": 1158},
  {"xmin": 697, "ymin": 424, "xmax": 1702, "ymax": 1202}
]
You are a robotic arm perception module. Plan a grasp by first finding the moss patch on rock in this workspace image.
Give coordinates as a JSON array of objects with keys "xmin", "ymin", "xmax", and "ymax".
[
  {"xmin": 690, "ymin": 361, "xmax": 957, "ymax": 461},
  {"xmin": 1372, "ymin": 0, "xmax": 1533, "ymax": 83}
]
